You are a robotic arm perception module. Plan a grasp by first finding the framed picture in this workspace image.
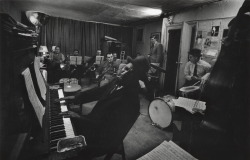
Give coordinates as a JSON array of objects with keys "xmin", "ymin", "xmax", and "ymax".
[{"xmin": 150, "ymin": 32, "xmax": 161, "ymax": 48}]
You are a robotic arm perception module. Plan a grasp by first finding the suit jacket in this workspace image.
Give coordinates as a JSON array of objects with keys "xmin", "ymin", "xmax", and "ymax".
[
  {"xmin": 149, "ymin": 42, "xmax": 163, "ymax": 65},
  {"xmin": 72, "ymin": 73, "xmax": 141, "ymax": 158}
]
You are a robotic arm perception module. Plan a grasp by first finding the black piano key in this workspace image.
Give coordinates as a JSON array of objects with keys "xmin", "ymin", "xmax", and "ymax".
[
  {"xmin": 50, "ymin": 125, "xmax": 65, "ymax": 132},
  {"xmin": 50, "ymin": 132, "xmax": 66, "ymax": 140},
  {"xmin": 50, "ymin": 115, "xmax": 63, "ymax": 120},
  {"xmin": 50, "ymin": 140, "xmax": 60, "ymax": 148},
  {"xmin": 50, "ymin": 121, "xmax": 63, "ymax": 127},
  {"xmin": 50, "ymin": 118, "xmax": 63, "ymax": 123}
]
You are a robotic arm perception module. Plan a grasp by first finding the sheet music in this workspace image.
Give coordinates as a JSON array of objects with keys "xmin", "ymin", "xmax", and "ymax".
[
  {"xmin": 137, "ymin": 141, "xmax": 198, "ymax": 160},
  {"xmin": 70, "ymin": 56, "xmax": 82, "ymax": 65},
  {"xmin": 34, "ymin": 57, "xmax": 46, "ymax": 100},
  {"xmin": 172, "ymin": 97, "xmax": 206, "ymax": 114},
  {"xmin": 95, "ymin": 56, "xmax": 104, "ymax": 65},
  {"xmin": 22, "ymin": 68, "xmax": 45, "ymax": 127}
]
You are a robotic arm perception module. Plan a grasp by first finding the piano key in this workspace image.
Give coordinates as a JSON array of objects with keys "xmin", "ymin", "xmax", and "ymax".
[{"xmin": 48, "ymin": 88, "xmax": 75, "ymax": 151}]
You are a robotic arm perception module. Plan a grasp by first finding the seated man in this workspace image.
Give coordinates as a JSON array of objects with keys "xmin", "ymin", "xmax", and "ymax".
[
  {"xmin": 184, "ymin": 48, "xmax": 211, "ymax": 86},
  {"xmin": 47, "ymin": 46, "xmax": 66, "ymax": 83},
  {"xmin": 95, "ymin": 53, "xmax": 119, "ymax": 86},
  {"xmin": 69, "ymin": 49, "xmax": 83, "ymax": 81},
  {"xmin": 58, "ymin": 56, "xmax": 150, "ymax": 159}
]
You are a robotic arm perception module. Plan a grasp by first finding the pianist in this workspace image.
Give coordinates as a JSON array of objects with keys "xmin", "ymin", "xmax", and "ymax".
[{"xmin": 58, "ymin": 55, "xmax": 150, "ymax": 159}]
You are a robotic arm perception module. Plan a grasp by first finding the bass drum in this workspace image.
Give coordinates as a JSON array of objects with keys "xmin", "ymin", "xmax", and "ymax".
[{"xmin": 148, "ymin": 95, "xmax": 175, "ymax": 129}]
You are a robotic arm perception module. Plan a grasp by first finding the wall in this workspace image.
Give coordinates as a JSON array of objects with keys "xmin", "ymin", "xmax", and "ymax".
[
  {"xmin": 159, "ymin": 0, "xmax": 245, "ymax": 89},
  {"xmin": 0, "ymin": 2, "xmax": 21, "ymax": 22},
  {"xmin": 134, "ymin": 20, "xmax": 162, "ymax": 57},
  {"xmin": 163, "ymin": 0, "xmax": 245, "ymax": 63}
]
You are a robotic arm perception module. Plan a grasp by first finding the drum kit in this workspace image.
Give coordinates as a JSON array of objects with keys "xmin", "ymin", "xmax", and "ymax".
[
  {"xmin": 148, "ymin": 95, "xmax": 175, "ymax": 129},
  {"xmin": 148, "ymin": 82, "xmax": 201, "ymax": 129}
]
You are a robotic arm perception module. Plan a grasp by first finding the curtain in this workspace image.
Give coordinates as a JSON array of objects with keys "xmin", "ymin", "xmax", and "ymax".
[{"xmin": 40, "ymin": 17, "xmax": 133, "ymax": 57}]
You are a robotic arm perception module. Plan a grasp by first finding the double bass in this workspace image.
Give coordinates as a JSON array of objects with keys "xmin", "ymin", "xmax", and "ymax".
[{"xmin": 191, "ymin": 1, "xmax": 250, "ymax": 160}]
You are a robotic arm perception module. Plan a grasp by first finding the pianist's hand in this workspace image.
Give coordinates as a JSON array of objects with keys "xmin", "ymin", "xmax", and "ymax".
[
  {"xmin": 54, "ymin": 96, "xmax": 75, "ymax": 103},
  {"xmin": 60, "ymin": 111, "xmax": 81, "ymax": 118}
]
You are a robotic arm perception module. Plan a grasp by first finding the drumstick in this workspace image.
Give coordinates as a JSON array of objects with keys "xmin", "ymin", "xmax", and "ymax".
[{"xmin": 192, "ymin": 81, "xmax": 201, "ymax": 86}]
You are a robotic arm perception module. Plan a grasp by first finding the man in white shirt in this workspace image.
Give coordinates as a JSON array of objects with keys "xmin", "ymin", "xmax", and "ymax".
[{"xmin": 184, "ymin": 48, "xmax": 211, "ymax": 86}]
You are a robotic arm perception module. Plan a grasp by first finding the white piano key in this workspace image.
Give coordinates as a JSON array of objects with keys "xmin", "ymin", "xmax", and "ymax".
[{"xmin": 61, "ymin": 105, "xmax": 68, "ymax": 112}]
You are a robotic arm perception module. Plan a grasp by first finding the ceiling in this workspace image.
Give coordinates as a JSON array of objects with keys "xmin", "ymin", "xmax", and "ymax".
[{"xmin": 8, "ymin": 0, "xmax": 222, "ymax": 26}]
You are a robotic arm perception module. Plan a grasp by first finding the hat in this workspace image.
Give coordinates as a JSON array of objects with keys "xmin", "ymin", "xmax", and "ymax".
[
  {"xmin": 127, "ymin": 56, "xmax": 150, "ymax": 74},
  {"xmin": 189, "ymin": 48, "xmax": 201, "ymax": 58}
]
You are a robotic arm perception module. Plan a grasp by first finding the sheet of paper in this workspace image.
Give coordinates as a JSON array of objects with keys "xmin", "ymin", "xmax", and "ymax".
[
  {"xmin": 70, "ymin": 56, "xmax": 77, "ymax": 65},
  {"xmin": 172, "ymin": 97, "xmax": 206, "ymax": 114},
  {"xmin": 22, "ymin": 68, "xmax": 45, "ymax": 127},
  {"xmin": 95, "ymin": 56, "xmax": 104, "ymax": 65},
  {"xmin": 76, "ymin": 56, "xmax": 82, "ymax": 65},
  {"xmin": 70, "ymin": 56, "xmax": 82, "ymax": 65},
  {"xmin": 137, "ymin": 140, "xmax": 198, "ymax": 160},
  {"xmin": 34, "ymin": 57, "xmax": 47, "ymax": 100}
]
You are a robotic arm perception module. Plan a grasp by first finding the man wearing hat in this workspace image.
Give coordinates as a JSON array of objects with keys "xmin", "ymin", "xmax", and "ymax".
[
  {"xmin": 184, "ymin": 48, "xmax": 211, "ymax": 86},
  {"xmin": 57, "ymin": 56, "xmax": 150, "ymax": 159}
]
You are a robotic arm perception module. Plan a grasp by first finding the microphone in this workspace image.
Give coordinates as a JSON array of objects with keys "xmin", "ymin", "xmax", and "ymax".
[{"xmin": 69, "ymin": 68, "xmax": 76, "ymax": 79}]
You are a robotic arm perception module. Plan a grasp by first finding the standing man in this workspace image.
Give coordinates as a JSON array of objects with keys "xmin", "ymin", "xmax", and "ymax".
[
  {"xmin": 149, "ymin": 35, "xmax": 164, "ymax": 65},
  {"xmin": 147, "ymin": 36, "xmax": 163, "ymax": 99},
  {"xmin": 184, "ymin": 48, "xmax": 211, "ymax": 86}
]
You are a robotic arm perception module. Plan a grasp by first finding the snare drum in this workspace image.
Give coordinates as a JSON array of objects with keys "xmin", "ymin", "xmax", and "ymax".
[
  {"xmin": 179, "ymin": 86, "xmax": 200, "ymax": 98},
  {"xmin": 148, "ymin": 96, "xmax": 175, "ymax": 129}
]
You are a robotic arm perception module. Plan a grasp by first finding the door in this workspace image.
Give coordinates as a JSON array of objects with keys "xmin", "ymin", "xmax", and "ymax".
[
  {"xmin": 176, "ymin": 22, "xmax": 193, "ymax": 90},
  {"xmin": 164, "ymin": 29, "xmax": 181, "ymax": 95}
]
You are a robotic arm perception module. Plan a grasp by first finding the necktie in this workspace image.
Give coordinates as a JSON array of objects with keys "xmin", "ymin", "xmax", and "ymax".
[{"xmin": 193, "ymin": 64, "xmax": 198, "ymax": 77}]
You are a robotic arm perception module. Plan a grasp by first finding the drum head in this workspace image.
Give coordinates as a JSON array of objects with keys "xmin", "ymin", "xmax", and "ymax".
[
  {"xmin": 149, "ymin": 98, "xmax": 172, "ymax": 128},
  {"xmin": 179, "ymin": 86, "xmax": 199, "ymax": 92}
]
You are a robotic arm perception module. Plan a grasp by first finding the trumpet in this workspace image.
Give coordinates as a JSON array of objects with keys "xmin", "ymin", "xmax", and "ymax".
[{"xmin": 89, "ymin": 64, "xmax": 97, "ymax": 71}]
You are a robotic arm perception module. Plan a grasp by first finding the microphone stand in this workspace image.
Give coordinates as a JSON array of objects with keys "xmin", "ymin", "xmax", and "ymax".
[{"xmin": 67, "ymin": 68, "xmax": 76, "ymax": 86}]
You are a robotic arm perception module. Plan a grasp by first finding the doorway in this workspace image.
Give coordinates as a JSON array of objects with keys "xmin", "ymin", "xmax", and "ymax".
[{"xmin": 164, "ymin": 29, "xmax": 181, "ymax": 95}]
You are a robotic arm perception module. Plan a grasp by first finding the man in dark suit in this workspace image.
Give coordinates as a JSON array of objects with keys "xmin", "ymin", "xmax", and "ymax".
[
  {"xmin": 149, "ymin": 35, "xmax": 163, "ymax": 65},
  {"xmin": 59, "ymin": 56, "xmax": 150, "ymax": 159},
  {"xmin": 147, "ymin": 36, "xmax": 163, "ymax": 99}
]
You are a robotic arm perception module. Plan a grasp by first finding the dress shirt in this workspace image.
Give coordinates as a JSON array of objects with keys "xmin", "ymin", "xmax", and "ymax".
[{"xmin": 184, "ymin": 59, "xmax": 211, "ymax": 81}]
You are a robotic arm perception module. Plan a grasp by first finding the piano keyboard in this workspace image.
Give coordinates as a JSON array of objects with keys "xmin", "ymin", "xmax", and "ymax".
[{"xmin": 49, "ymin": 88, "xmax": 75, "ymax": 151}]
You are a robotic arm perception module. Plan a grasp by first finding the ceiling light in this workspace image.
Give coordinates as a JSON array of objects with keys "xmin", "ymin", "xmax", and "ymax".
[{"xmin": 143, "ymin": 8, "xmax": 162, "ymax": 16}]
